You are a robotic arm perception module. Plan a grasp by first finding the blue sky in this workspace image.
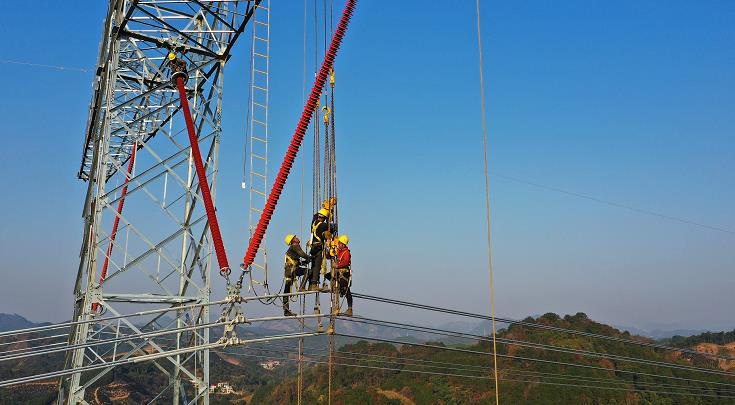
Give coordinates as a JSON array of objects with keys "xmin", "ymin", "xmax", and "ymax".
[{"xmin": 0, "ymin": 1, "xmax": 733, "ymax": 332}]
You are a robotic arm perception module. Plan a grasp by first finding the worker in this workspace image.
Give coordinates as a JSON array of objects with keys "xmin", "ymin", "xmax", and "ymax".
[
  {"xmin": 283, "ymin": 234, "xmax": 310, "ymax": 317},
  {"xmin": 326, "ymin": 234, "xmax": 353, "ymax": 316},
  {"xmin": 307, "ymin": 208, "xmax": 335, "ymax": 291},
  {"xmin": 168, "ymin": 52, "xmax": 188, "ymax": 83}
]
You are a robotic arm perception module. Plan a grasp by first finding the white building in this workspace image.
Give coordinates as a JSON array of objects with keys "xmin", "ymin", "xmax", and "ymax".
[
  {"xmin": 212, "ymin": 382, "xmax": 235, "ymax": 394},
  {"xmin": 260, "ymin": 359, "xmax": 282, "ymax": 370}
]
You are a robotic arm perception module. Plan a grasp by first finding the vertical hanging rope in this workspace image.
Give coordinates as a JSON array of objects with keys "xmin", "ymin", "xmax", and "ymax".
[
  {"xmin": 329, "ymin": 71, "xmax": 338, "ymax": 217},
  {"xmin": 312, "ymin": 0, "xmax": 324, "ymax": 338},
  {"xmin": 241, "ymin": 0, "xmax": 357, "ymax": 269},
  {"xmin": 297, "ymin": 0, "xmax": 308, "ymax": 403},
  {"xmin": 475, "ymin": 0, "xmax": 500, "ymax": 403}
]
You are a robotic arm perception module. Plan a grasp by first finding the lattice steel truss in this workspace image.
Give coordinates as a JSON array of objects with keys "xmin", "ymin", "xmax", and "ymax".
[{"xmin": 60, "ymin": 1, "xmax": 258, "ymax": 404}]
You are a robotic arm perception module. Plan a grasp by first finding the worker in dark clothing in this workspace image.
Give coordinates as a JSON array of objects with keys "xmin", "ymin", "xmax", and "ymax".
[
  {"xmin": 283, "ymin": 234, "xmax": 310, "ymax": 317},
  {"xmin": 168, "ymin": 52, "xmax": 188, "ymax": 82},
  {"xmin": 308, "ymin": 208, "xmax": 334, "ymax": 291},
  {"xmin": 325, "ymin": 234, "xmax": 353, "ymax": 316}
]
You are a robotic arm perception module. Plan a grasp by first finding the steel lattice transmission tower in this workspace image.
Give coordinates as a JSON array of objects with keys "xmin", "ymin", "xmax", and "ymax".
[{"xmin": 59, "ymin": 1, "xmax": 259, "ymax": 403}]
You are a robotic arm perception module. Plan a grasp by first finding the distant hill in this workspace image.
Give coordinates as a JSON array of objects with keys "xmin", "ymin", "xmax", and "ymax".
[
  {"xmin": 666, "ymin": 329, "xmax": 735, "ymax": 347},
  {"xmin": 613, "ymin": 323, "xmax": 709, "ymax": 340},
  {"xmin": 0, "ymin": 313, "xmax": 50, "ymax": 332}
]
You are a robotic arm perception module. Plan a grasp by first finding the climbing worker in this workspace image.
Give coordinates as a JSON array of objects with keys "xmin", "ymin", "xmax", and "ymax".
[
  {"xmin": 168, "ymin": 52, "xmax": 188, "ymax": 82},
  {"xmin": 307, "ymin": 208, "xmax": 335, "ymax": 291},
  {"xmin": 283, "ymin": 234, "xmax": 310, "ymax": 317},
  {"xmin": 326, "ymin": 234, "xmax": 353, "ymax": 316}
]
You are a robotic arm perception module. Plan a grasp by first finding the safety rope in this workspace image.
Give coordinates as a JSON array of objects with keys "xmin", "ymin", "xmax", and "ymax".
[
  {"xmin": 297, "ymin": 0, "xmax": 309, "ymax": 397},
  {"xmin": 323, "ymin": 2, "xmax": 338, "ymax": 404},
  {"xmin": 475, "ymin": 1, "xmax": 500, "ymax": 403},
  {"xmin": 241, "ymin": 0, "xmax": 356, "ymax": 276},
  {"xmin": 329, "ymin": 70, "xmax": 338, "ymax": 220},
  {"xmin": 325, "ymin": 73, "xmax": 338, "ymax": 405},
  {"xmin": 175, "ymin": 76, "xmax": 231, "ymax": 274}
]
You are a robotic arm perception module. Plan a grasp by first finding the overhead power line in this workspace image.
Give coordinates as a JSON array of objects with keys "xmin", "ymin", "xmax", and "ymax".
[
  {"xmin": 233, "ymin": 343, "xmax": 735, "ymax": 395},
  {"xmin": 351, "ymin": 292, "xmax": 735, "ymax": 362},
  {"xmin": 0, "ymin": 59, "xmax": 92, "ymax": 73},
  {"xmin": 341, "ymin": 316, "xmax": 735, "ymax": 379},
  {"xmin": 0, "ymin": 290, "xmax": 320, "ymax": 339},
  {"xmin": 333, "ymin": 333, "xmax": 735, "ymax": 390},
  {"xmin": 217, "ymin": 349, "xmax": 735, "ymax": 399},
  {"xmin": 11, "ymin": 314, "xmax": 733, "ymax": 395},
  {"xmin": 493, "ymin": 172, "xmax": 734, "ymax": 235},
  {"xmin": 0, "ymin": 312, "xmax": 327, "ymax": 363},
  {"xmin": 0, "ymin": 332, "xmax": 320, "ymax": 388}
]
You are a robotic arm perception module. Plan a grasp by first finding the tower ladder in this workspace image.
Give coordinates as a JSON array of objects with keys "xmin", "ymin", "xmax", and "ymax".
[{"xmin": 247, "ymin": 0, "xmax": 271, "ymax": 286}]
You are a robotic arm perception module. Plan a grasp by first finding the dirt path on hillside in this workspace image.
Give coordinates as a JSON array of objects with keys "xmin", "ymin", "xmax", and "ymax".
[{"xmin": 377, "ymin": 388, "xmax": 416, "ymax": 405}]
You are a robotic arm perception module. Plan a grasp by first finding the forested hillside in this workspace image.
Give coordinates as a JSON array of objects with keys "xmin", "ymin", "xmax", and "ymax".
[
  {"xmin": 253, "ymin": 313, "xmax": 735, "ymax": 405},
  {"xmin": 1, "ymin": 313, "xmax": 734, "ymax": 404}
]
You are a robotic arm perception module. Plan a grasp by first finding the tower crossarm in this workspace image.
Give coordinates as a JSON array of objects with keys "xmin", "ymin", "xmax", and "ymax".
[{"xmin": 78, "ymin": 0, "xmax": 259, "ymax": 182}]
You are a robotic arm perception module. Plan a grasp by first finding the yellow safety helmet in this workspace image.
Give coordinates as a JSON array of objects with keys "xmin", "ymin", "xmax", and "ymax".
[
  {"xmin": 337, "ymin": 235, "xmax": 349, "ymax": 245},
  {"xmin": 167, "ymin": 52, "xmax": 177, "ymax": 61},
  {"xmin": 284, "ymin": 234, "xmax": 297, "ymax": 245},
  {"xmin": 317, "ymin": 208, "xmax": 329, "ymax": 217}
]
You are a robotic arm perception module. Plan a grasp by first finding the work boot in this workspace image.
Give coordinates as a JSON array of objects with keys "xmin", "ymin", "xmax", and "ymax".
[
  {"xmin": 284, "ymin": 308, "xmax": 296, "ymax": 317},
  {"xmin": 344, "ymin": 307, "xmax": 353, "ymax": 317}
]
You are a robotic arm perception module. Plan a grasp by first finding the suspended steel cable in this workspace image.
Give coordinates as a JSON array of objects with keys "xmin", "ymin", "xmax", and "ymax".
[
  {"xmin": 0, "ymin": 320, "xmax": 221, "ymax": 363},
  {"xmin": 0, "ymin": 292, "xmax": 323, "ymax": 361},
  {"xmin": 0, "ymin": 332, "xmax": 321, "ymax": 388},
  {"xmin": 9, "ymin": 311, "xmax": 728, "ymax": 393},
  {"xmin": 0, "ymin": 340, "xmax": 69, "ymax": 356},
  {"xmin": 216, "ymin": 349, "xmax": 735, "ymax": 399},
  {"xmin": 492, "ymin": 172, "xmax": 735, "ymax": 236},
  {"xmin": 334, "ymin": 332, "xmax": 735, "ymax": 390},
  {"xmin": 298, "ymin": 1, "xmax": 309, "ymax": 403},
  {"xmin": 229, "ymin": 344, "xmax": 735, "ymax": 395},
  {"xmin": 269, "ymin": 319, "xmax": 735, "ymax": 391},
  {"xmin": 8, "ymin": 328, "xmax": 729, "ymax": 397},
  {"xmin": 340, "ymin": 316, "xmax": 735, "ymax": 379},
  {"xmin": 5, "ymin": 290, "xmax": 730, "ymax": 396},
  {"xmin": 0, "ymin": 59, "xmax": 92, "ymax": 73},
  {"xmin": 351, "ymin": 292, "xmax": 735, "ymax": 362},
  {"xmin": 0, "ymin": 299, "xmax": 225, "ymax": 339},
  {"xmin": 0, "ymin": 333, "xmax": 69, "ymax": 349},
  {"xmin": 1, "ymin": 312, "xmax": 329, "ymax": 374},
  {"xmin": 5, "ymin": 292, "xmax": 732, "ymax": 392},
  {"xmin": 0, "ymin": 290, "xmax": 320, "ymax": 339}
]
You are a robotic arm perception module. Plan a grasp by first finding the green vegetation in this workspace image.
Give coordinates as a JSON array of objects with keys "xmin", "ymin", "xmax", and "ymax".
[
  {"xmin": 255, "ymin": 313, "xmax": 735, "ymax": 404},
  {"xmin": 666, "ymin": 330, "xmax": 735, "ymax": 347},
  {"xmin": 1, "ymin": 314, "xmax": 733, "ymax": 404}
]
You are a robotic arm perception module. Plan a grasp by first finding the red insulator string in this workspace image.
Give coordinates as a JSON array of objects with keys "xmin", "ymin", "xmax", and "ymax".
[
  {"xmin": 176, "ymin": 76, "xmax": 231, "ymax": 273},
  {"xmin": 93, "ymin": 142, "xmax": 137, "ymax": 312},
  {"xmin": 242, "ymin": 0, "xmax": 356, "ymax": 269}
]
